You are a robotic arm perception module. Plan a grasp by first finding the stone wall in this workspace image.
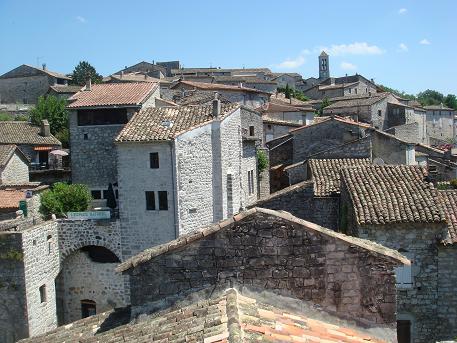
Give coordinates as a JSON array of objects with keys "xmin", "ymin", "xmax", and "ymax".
[
  {"xmin": 264, "ymin": 123, "xmax": 294, "ymax": 143},
  {"xmin": 267, "ymin": 135, "xmax": 293, "ymax": 167},
  {"xmin": 386, "ymin": 122, "xmax": 421, "ymax": 144},
  {"xmin": 240, "ymin": 107, "xmax": 263, "ymax": 145},
  {"xmin": 0, "ymin": 75, "xmax": 54, "ymax": 104},
  {"xmin": 370, "ymin": 130, "xmax": 413, "ymax": 165},
  {"xmin": 254, "ymin": 182, "xmax": 340, "ymax": 230},
  {"xmin": 126, "ymin": 211, "xmax": 399, "ymax": 326},
  {"xmin": 0, "ymin": 152, "xmax": 29, "ymax": 184},
  {"xmin": 0, "ymin": 232, "xmax": 28, "ymax": 343}
]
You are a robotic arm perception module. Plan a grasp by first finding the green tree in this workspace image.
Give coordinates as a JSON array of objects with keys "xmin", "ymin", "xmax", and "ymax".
[
  {"xmin": 318, "ymin": 97, "xmax": 331, "ymax": 116},
  {"xmin": 284, "ymin": 84, "xmax": 292, "ymax": 99},
  {"xmin": 70, "ymin": 61, "xmax": 103, "ymax": 85},
  {"xmin": 40, "ymin": 183, "xmax": 92, "ymax": 218},
  {"xmin": 379, "ymin": 85, "xmax": 416, "ymax": 100},
  {"xmin": 444, "ymin": 94, "xmax": 457, "ymax": 110},
  {"xmin": 417, "ymin": 89, "xmax": 444, "ymax": 106},
  {"xmin": 30, "ymin": 96, "xmax": 68, "ymax": 134},
  {"xmin": 257, "ymin": 150, "xmax": 268, "ymax": 173}
]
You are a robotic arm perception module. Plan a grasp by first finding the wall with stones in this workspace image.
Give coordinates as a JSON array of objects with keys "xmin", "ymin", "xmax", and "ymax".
[
  {"xmin": 436, "ymin": 245, "xmax": 457, "ymax": 341},
  {"xmin": 257, "ymin": 147, "xmax": 270, "ymax": 199},
  {"xmin": 386, "ymin": 122, "xmax": 421, "ymax": 144},
  {"xmin": 0, "ymin": 75, "xmax": 54, "ymax": 104},
  {"xmin": 57, "ymin": 249, "xmax": 127, "ymax": 324},
  {"xmin": 0, "ymin": 152, "xmax": 29, "ymax": 184},
  {"xmin": 264, "ymin": 123, "xmax": 293, "ymax": 143},
  {"xmin": 254, "ymin": 182, "xmax": 340, "ymax": 230},
  {"xmin": 241, "ymin": 141, "xmax": 258, "ymax": 207},
  {"xmin": 0, "ymin": 232, "xmax": 28, "ymax": 343},
  {"xmin": 371, "ymin": 130, "xmax": 412, "ymax": 165},
  {"xmin": 240, "ymin": 107, "xmax": 263, "ymax": 146},
  {"xmin": 127, "ymin": 211, "xmax": 399, "ymax": 326},
  {"xmin": 267, "ymin": 136, "xmax": 293, "ymax": 167},
  {"xmin": 117, "ymin": 141, "xmax": 177, "ymax": 259},
  {"xmin": 426, "ymin": 109, "xmax": 455, "ymax": 142}
]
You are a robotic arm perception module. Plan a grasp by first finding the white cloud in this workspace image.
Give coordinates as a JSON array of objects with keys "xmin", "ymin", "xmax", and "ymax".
[
  {"xmin": 319, "ymin": 42, "xmax": 384, "ymax": 56},
  {"xmin": 398, "ymin": 8, "xmax": 407, "ymax": 14},
  {"xmin": 419, "ymin": 38, "xmax": 431, "ymax": 45},
  {"xmin": 276, "ymin": 55, "xmax": 306, "ymax": 69},
  {"xmin": 76, "ymin": 16, "xmax": 87, "ymax": 23},
  {"xmin": 398, "ymin": 43, "xmax": 408, "ymax": 52},
  {"xmin": 340, "ymin": 62, "xmax": 357, "ymax": 71}
]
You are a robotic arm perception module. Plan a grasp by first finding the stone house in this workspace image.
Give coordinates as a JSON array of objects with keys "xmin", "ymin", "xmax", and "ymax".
[
  {"xmin": 67, "ymin": 81, "xmax": 159, "ymax": 201},
  {"xmin": 424, "ymin": 104, "xmax": 456, "ymax": 144},
  {"xmin": 115, "ymin": 61, "xmax": 167, "ymax": 79},
  {"xmin": 117, "ymin": 208, "xmax": 407, "ymax": 336},
  {"xmin": 263, "ymin": 118, "xmax": 302, "ymax": 143},
  {"xmin": 168, "ymin": 80, "xmax": 271, "ymax": 109},
  {"xmin": 212, "ymin": 75, "xmax": 277, "ymax": 93},
  {"xmin": 45, "ymin": 85, "xmax": 83, "ymax": 101},
  {"xmin": 102, "ymin": 72, "xmax": 161, "ymax": 84},
  {"xmin": 0, "ymin": 64, "xmax": 71, "ymax": 104},
  {"xmin": 170, "ymin": 67, "xmax": 272, "ymax": 79},
  {"xmin": 270, "ymin": 73, "xmax": 303, "ymax": 89},
  {"xmin": 115, "ymin": 101, "xmax": 260, "ymax": 258},
  {"xmin": 0, "ymin": 145, "xmax": 29, "ymax": 184},
  {"xmin": 340, "ymin": 164, "xmax": 457, "ymax": 343},
  {"xmin": 0, "ymin": 120, "xmax": 61, "ymax": 170}
]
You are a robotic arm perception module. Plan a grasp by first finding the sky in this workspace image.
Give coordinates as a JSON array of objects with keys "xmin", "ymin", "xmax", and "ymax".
[{"xmin": 0, "ymin": 0, "xmax": 456, "ymax": 95}]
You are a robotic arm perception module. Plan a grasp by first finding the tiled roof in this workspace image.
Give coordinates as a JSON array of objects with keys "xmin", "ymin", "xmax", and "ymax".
[
  {"xmin": 48, "ymin": 85, "xmax": 83, "ymax": 94},
  {"xmin": 341, "ymin": 165, "xmax": 446, "ymax": 225},
  {"xmin": 0, "ymin": 64, "xmax": 71, "ymax": 80},
  {"xmin": 318, "ymin": 81, "xmax": 359, "ymax": 91},
  {"xmin": 270, "ymin": 93, "xmax": 311, "ymax": 107},
  {"xmin": 171, "ymin": 80, "xmax": 272, "ymax": 94},
  {"xmin": 173, "ymin": 90, "xmax": 233, "ymax": 106},
  {"xmin": 259, "ymin": 102, "xmax": 314, "ymax": 113},
  {"xmin": 115, "ymin": 103, "xmax": 239, "ymax": 142},
  {"xmin": 262, "ymin": 118, "xmax": 303, "ymax": 127},
  {"xmin": 0, "ymin": 189, "xmax": 25, "ymax": 211},
  {"xmin": 309, "ymin": 158, "xmax": 371, "ymax": 196},
  {"xmin": 438, "ymin": 190, "xmax": 457, "ymax": 244},
  {"xmin": 67, "ymin": 82, "xmax": 158, "ymax": 108},
  {"xmin": 0, "ymin": 122, "xmax": 61, "ymax": 145},
  {"xmin": 324, "ymin": 94, "xmax": 389, "ymax": 109},
  {"xmin": 0, "ymin": 145, "xmax": 17, "ymax": 167},
  {"xmin": 290, "ymin": 116, "xmax": 370, "ymax": 134},
  {"xmin": 103, "ymin": 73, "xmax": 161, "ymax": 83},
  {"xmin": 118, "ymin": 207, "xmax": 409, "ymax": 273},
  {"xmin": 19, "ymin": 287, "xmax": 393, "ymax": 343},
  {"xmin": 424, "ymin": 104, "xmax": 455, "ymax": 111},
  {"xmin": 214, "ymin": 75, "xmax": 277, "ymax": 84}
]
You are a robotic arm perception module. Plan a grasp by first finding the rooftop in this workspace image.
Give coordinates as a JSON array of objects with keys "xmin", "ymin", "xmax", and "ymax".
[
  {"xmin": 103, "ymin": 72, "xmax": 161, "ymax": 83},
  {"xmin": 341, "ymin": 165, "xmax": 446, "ymax": 226},
  {"xmin": 0, "ymin": 122, "xmax": 61, "ymax": 145},
  {"xmin": 171, "ymin": 80, "xmax": 272, "ymax": 94},
  {"xmin": 115, "ymin": 103, "xmax": 239, "ymax": 142},
  {"xmin": 259, "ymin": 102, "xmax": 314, "ymax": 113},
  {"xmin": 424, "ymin": 104, "xmax": 455, "ymax": 111},
  {"xmin": 0, "ymin": 64, "xmax": 71, "ymax": 80},
  {"xmin": 19, "ymin": 287, "xmax": 392, "ymax": 343},
  {"xmin": 324, "ymin": 94, "xmax": 389, "ymax": 109},
  {"xmin": 171, "ymin": 90, "xmax": 233, "ymax": 106},
  {"xmin": 67, "ymin": 82, "xmax": 158, "ymax": 108},
  {"xmin": 438, "ymin": 190, "xmax": 457, "ymax": 244},
  {"xmin": 290, "ymin": 115, "xmax": 371, "ymax": 134},
  {"xmin": 309, "ymin": 158, "xmax": 371, "ymax": 197},
  {"xmin": 0, "ymin": 144, "xmax": 25, "ymax": 167},
  {"xmin": 48, "ymin": 85, "xmax": 83, "ymax": 94}
]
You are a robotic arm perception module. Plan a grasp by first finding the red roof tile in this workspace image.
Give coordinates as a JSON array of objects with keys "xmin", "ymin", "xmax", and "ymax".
[{"xmin": 67, "ymin": 82, "xmax": 157, "ymax": 108}]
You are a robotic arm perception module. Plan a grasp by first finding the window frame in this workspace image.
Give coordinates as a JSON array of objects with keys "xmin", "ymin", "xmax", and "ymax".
[
  {"xmin": 158, "ymin": 191, "xmax": 168, "ymax": 210},
  {"xmin": 145, "ymin": 191, "xmax": 156, "ymax": 210},
  {"xmin": 150, "ymin": 152, "xmax": 159, "ymax": 169}
]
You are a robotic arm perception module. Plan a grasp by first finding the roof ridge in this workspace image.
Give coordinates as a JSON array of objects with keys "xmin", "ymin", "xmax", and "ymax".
[{"xmin": 225, "ymin": 289, "xmax": 243, "ymax": 343}]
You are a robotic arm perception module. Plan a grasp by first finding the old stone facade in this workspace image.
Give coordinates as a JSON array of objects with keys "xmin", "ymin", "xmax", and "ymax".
[
  {"xmin": 0, "ymin": 65, "xmax": 70, "ymax": 105},
  {"xmin": 0, "ymin": 146, "xmax": 29, "ymax": 184},
  {"xmin": 424, "ymin": 105, "xmax": 456, "ymax": 143},
  {"xmin": 119, "ymin": 208, "xmax": 407, "ymax": 326}
]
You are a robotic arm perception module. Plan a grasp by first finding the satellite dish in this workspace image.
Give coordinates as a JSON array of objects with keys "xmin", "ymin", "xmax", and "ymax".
[{"xmin": 373, "ymin": 158, "xmax": 385, "ymax": 165}]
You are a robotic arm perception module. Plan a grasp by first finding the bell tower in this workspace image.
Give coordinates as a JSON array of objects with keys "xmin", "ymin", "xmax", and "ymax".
[{"xmin": 319, "ymin": 51, "xmax": 329, "ymax": 79}]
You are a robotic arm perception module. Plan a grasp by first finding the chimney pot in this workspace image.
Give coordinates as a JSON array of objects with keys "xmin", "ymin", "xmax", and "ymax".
[
  {"xmin": 40, "ymin": 119, "xmax": 50, "ymax": 137},
  {"xmin": 212, "ymin": 92, "xmax": 221, "ymax": 117},
  {"xmin": 85, "ymin": 77, "xmax": 92, "ymax": 91},
  {"xmin": 42, "ymin": 63, "xmax": 46, "ymax": 71}
]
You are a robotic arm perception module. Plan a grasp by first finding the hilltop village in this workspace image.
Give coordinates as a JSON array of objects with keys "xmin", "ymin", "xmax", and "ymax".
[{"xmin": 0, "ymin": 53, "xmax": 456, "ymax": 343}]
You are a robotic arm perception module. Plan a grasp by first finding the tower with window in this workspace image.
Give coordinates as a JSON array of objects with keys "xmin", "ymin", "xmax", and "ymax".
[{"xmin": 319, "ymin": 51, "xmax": 329, "ymax": 79}]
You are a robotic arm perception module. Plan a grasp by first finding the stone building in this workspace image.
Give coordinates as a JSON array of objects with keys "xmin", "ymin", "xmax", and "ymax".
[
  {"xmin": 115, "ymin": 101, "xmax": 261, "ymax": 258},
  {"xmin": 45, "ymin": 85, "xmax": 83, "ymax": 100},
  {"xmin": 116, "ymin": 208, "xmax": 407, "ymax": 336},
  {"xmin": 67, "ymin": 81, "xmax": 159, "ymax": 199},
  {"xmin": 0, "ymin": 64, "xmax": 71, "ymax": 104},
  {"xmin": 114, "ymin": 61, "xmax": 167, "ymax": 78},
  {"xmin": 340, "ymin": 164, "xmax": 457, "ymax": 343},
  {"xmin": 212, "ymin": 75, "xmax": 277, "ymax": 93},
  {"xmin": 102, "ymin": 72, "xmax": 161, "ymax": 84},
  {"xmin": 167, "ymin": 80, "xmax": 271, "ymax": 109},
  {"xmin": 0, "ymin": 145, "xmax": 29, "ymax": 184},
  {"xmin": 0, "ymin": 120, "xmax": 61, "ymax": 170},
  {"xmin": 424, "ymin": 104, "xmax": 456, "ymax": 144},
  {"xmin": 270, "ymin": 73, "xmax": 303, "ymax": 90}
]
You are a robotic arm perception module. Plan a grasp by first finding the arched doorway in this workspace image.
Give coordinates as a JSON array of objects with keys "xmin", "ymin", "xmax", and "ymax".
[{"xmin": 55, "ymin": 246, "xmax": 127, "ymax": 325}]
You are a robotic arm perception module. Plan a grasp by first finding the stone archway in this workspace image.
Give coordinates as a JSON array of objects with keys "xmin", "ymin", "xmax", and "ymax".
[{"xmin": 55, "ymin": 245, "xmax": 127, "ymax": 325}]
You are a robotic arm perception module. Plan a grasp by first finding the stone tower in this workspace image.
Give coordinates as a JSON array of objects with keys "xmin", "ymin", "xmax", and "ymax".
[{"xmin": 319, "ymin": 51, "xmax": 329, "ymax": 79}]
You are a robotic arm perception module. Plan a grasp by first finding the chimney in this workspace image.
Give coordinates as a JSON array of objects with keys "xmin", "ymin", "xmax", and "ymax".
[
  {"xmin": 120, "ymin": 71, "xmax": 124, "ymax": 78},
  {"xmin": 40, "ymin": 119, "xmax": 50, "ymax": 137},
  {"xmin": 212, "ymin": 92, "xmax": 221, "ymax": 117},
  {"xmin": 238, "ymin": 82, "xmax": 243, "ymax": 88},
  {"xmin": 42, "ymin": 63, "xmax": 46, "ymax": 71},
  {"xmin": 85, "ymin": 77, "xmax": 92, "ymax": 91},
  {"xmin": 144, "ymin": 74, "xmax": 147, "ymax": 80}
]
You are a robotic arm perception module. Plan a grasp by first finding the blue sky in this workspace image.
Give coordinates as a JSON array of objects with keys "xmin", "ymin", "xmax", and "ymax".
[{"xmin": 0, "ymin": 0, "xmax": 456, "ymax": 95}]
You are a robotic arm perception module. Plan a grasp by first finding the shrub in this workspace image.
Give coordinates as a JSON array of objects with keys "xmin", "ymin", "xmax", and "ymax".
[
  {"xmin": 257, "ymin": 150, "xmax": 268, "ymax": 173},
  {"xmin": 40, "ymin": 183, "xmax": 92, "ymax": 218},
  {"xmin": 450, "ymin": 179, "xmax": 457, "ymax": 189}
]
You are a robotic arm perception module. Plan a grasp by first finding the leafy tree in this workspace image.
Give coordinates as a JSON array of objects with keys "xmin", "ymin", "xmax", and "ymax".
[
  {"xmin": 417, "ymin": 89, "xmax": 444, "ymax": 106},
  {"xmin": 29, "ymin": 95, "xmax": 68, "ymax": 134},
  {"xmin": 40, "ymin": 183, "xmax": 92, "ymax": 218},
  {"xmin": 284, "ymin": 84, "xmax": 292, "ymax": 99},
  {"xmin": 70, "ymin": 61, "xmax": 103, "ymax": 85},
  {"xmin": 54, "ymin": 128, "xmax": 70, "ymax": 148},
  {"xmin": 257, "ymin": 150, "xmax": 268, "ymax": 173},
  {"xmin": 277, "ymin": 87, "xmax": 309, "ymax": 102},
  {"xmin": 379, "ymin": 85, "xmax": 416, "ymax": 100},
  {"xmin": 444, "ymin": 94, "xmax": 457, "ymax": 110},
  {"xmin": 318, "ymin": 97, "xmax": 331, "ymax": 116}
]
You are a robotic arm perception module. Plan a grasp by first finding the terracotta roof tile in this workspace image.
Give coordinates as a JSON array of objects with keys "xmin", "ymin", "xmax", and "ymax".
[
  {"xmin": 324, "ymin": 94, "xmax": 389, "ymax": 110},
  {"xmin": 115, "ymin": 104, "xmax": 239, "ymax": 142},
  {"xmin": 171, "ymin": 80, "xmax": 272, "ymax": 94},
  {"xmin": 0, "ymin": 189, "xmax": 25, "ymax": 211},
  {"xmin": 438, "ymin": 190, "xmax": 457, "ymax": 243},
  {"xmin": 0, "ymin": 122, "xmax": 61, "ymax": 145},
  {"xmin": 309, "ymin": 158, "xmax": 371, "ymax": 196},
  {"xmin": 259, "ymin": 102, "xmax": 314, "ymax": 113},
  {"xmin": 48, "ymin": 85, "xmax": 83, "ymax": 94},
  {"xmin": 67, "ymin": 82, "xmax": 158, "ymax": 108},
  {"xmin": 341, "ymin": 165, "xmax": 446, "ymax": 225},
  {"xmin": 0, "ymin": 144, "xmax": 17, "ymax": 167}
]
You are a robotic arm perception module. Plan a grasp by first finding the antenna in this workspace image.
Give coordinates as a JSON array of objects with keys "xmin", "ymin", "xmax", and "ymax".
[{"xmin": 36, "ymin": 56, "xmax": 44, "ymax": 67}]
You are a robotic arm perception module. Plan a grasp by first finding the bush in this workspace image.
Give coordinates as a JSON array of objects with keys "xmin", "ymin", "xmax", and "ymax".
[
  {"xmin": 257, "ymin": 150, "xmax": 268, "ymax": 173},
  {"xmin": 40, "ymin": 183, "xmax": 92, "ymax": 218},
  {"xmin": 450, "ymin": 179, "xmax": 457, "ymax": 189}
]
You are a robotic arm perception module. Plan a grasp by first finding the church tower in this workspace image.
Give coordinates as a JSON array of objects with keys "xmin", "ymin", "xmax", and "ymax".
[{"xmin": 319, "ymin": 51, "xmax": 329, "ymax": 79}]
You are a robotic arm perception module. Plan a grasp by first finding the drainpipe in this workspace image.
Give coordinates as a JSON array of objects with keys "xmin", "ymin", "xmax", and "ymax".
[{"xmin": 170, "ymin": 140, "xmax": 179, "ymax": 239}]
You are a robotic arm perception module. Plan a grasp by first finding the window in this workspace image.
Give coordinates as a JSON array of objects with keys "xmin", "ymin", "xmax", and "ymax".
[
  {"xmin": 23, "ymin": 98, "xmax": 28, "ymax": 104},
  {"xmin": 249, "ymin": 126, "xmax": 255, "ymax": 136},
  {"xmin": 348, "ymin": 88, "xmax": 352, "ymax": 94},
  {"xmin": 56, "ymin": 78, "xmax": 66, "ymax": 85},
  {"xmin": 102, "ymin": 190, "xmax": 110, "ymax": 199},
  {"xmin": 81, "ymin": 300, "xmax": 96, "ymax": 318},
  {"xmin": 150, "ymin": 152, "xmax": 159, "ymax": 169},
  {"xmin": 91, "ymin": 190, "xmax": 102, "ymax": 199},
  {"xmin": 77, "ymin": 108, "xmax": 128, "ymax": 126},
  {"xmin": 397, "ymin": 320, "xmax": 411, "ymax": 343},
  {"xmin": 158, "ymin": 191, "xmax": 168, "ymax": 210},
  {"xmin": 145, "ymin": 191, "xmax": 155, "ymax": 210},
  {"xmin": 83, "ymin": 133, "xmax": 89, "ymax": 140},
  {"xmin": 378, "ymin": 110, "xmax": 382, "ymax": 117},
  {"xmin": 47, "ymin": 235, "xmax": 52, "ymax": 254},
  {"xmin": 395, "ymin": 252, "xmax": 414, "ymax": 288},
  {"xmin": 248, "ymin": 170, "xmax": 255, "ymax": 195},
  {"xmin": 354, "ymin": 88, "xmax": 358, "ymax": 94},
  {"xmin": 39, "ymin": 285, "xmax": 47, "ymax": 303}
]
